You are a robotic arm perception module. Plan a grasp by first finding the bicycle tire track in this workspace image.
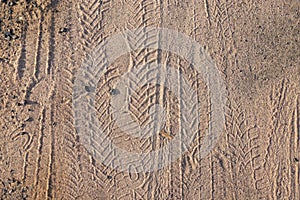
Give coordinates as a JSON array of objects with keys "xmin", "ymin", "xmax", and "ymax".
[
  {"xmin": 32, "ymin": 6, "xmax": 58, "ymax": 199},
  {"xmin": 12, "ymin": 1, "xmax": 42, "ymax": 80},
  {"xmin": 33, "ymin": 106, "xmax": 46, "ymax": 199},
  {"xmin": 44, "ymin": 1, "xmax": 59, "ymax": 198},
  {"xmin": 23, "ymin": 3, "xmax": 51, "ymax": 101},
  {"xmin": 9, "ymin": 3, "xmax": 55, "ymax": 199}
]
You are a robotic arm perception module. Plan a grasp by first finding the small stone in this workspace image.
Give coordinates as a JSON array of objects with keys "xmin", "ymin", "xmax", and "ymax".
[
  {"xmin": 8, "ymin": 0, "xmax": 17, "ymax": 6},
  {"xmin": 85, "ymin": 86, "xmax": 95, "ymax": 92},
  {"xmin": 23, "ymin": 100, "xmax": 28, "ymax": 105},
  {"xmin": 107, "ymin": 175, "xmax": 112, "ymax": 179},
  {"xmin": 25, "ymin": 117, "xmax": 33, "ymax": 122},
  {"xmin": 58, "ymin": 27, "xmax": 69, "ymax": 34},
  {"xmin": 19, "ymin": 131, "xmax": 28, "ymax": 135},
  {"xmin": 110, "ymin": 89, "xmax": 120, "ymax": 95}
]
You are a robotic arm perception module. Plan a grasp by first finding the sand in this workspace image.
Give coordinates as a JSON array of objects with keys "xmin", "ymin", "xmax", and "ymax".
[{"xmin": 0, "ymin": 0, "xmax": 299, "ymax": 199}]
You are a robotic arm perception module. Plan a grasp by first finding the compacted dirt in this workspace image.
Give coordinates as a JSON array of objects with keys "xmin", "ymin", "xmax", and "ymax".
[{"xmin": 0, "ymin": 0, "xmax": 299, "ymax": 199}]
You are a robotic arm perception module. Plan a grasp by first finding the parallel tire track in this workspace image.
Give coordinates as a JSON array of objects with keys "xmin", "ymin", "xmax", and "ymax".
[
  {"xmin": 96, "ymin": 0, "xmax": 164, "ymax": 199},
  {"xmin": 265, "ymin": 79, "xmax": 295, "ymax": 199},
  {"xmin": 224, "ymin": 100, "xmax": 264, "ymax": 198},
  {"xmin": 77, "ymin": 0, "xmax": 123, "ymax": 197}
]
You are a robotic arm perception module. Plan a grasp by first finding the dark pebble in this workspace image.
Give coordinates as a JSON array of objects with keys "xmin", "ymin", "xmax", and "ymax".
[
  {"xmin": 107, "ymin": 175, "xmax": 112, "ymax": 179},
  {"xmin": 58, "ymin": 27, "xmax": 69, "ymax": 34},
  {"xmin": 110, "ymin": 89, "xmax": 120, "ymax": 95},
  {"xmin": 85, "ymin": 86, "xmax": 95, "ymax": 92},
  {"xmin": 8, "ymin": 0, "xmax": 17, "ymax": 6},
  {"xmin": 25, "ymin": 117, "xmax": 33, "ymax": 122},
  {"xmin": 19, "ymin": 131, "xmax": 28, "ymax": 136}
]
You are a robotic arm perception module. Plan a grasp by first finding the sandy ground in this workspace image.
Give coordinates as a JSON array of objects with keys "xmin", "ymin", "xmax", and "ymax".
[{"xmin": 0, "ymin": 0, "xmax": 299, "ymax": 199}]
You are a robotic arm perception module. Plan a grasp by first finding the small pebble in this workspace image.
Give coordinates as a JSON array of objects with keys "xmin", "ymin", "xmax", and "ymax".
[
  {"xmin": 107, "ymin": 175, "xmax": 112, "ymax": 179},
  {"xmin": 25, "ymin": 117, "xmax": 33, "ymax": 122},
  {"xmin": 8, "ymin": 0, "xmax": 17, "ymax": 6},
  {"xmin": 85, "ymin": 86, "xmax": 95, "ymax": 92},
  {"xmin": 110, "ymin": 89, "xmax": 120, "ymax": 95},
  {"xmin": 58, "ymin": 27, "xmax": 69, "ymax": 34}
]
